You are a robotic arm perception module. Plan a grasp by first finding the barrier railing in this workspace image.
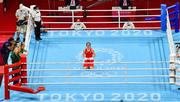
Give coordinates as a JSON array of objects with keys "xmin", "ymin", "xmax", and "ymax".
[
  {"xmin": 4, "ymin": 55, "xmax": 26, "ymax": 99},
  {"xmin": 3, "ymin": 54, "xmax": 44, "ymax": 99},
  {"xmin": 40, "ymin": 8, "xmax": 161, "ymax": 30}
]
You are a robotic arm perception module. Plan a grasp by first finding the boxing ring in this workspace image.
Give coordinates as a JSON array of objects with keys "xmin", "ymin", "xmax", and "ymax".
[{"xmin": 0, "ymin": 2, "xmax": 180, "ymax": 102}]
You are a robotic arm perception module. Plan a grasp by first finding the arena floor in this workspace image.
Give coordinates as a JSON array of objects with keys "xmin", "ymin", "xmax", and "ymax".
[{"xmin": 1, "ymin": 30, "xmax": 180, "ymax": 102}]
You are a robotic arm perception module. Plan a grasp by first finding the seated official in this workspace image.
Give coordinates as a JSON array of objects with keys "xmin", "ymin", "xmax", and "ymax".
[
  {"xmin": 176, "ymin": 45, "xmax": 180, "ymax": 58},
  {"xmin": 119, "ymin": 0, "xmax": 132, "ymax": 9},
  {"xmin": 66, "ymin": 0, "xmax": 80, "ymax": 9},
  {"xmin": 71, "ymin": 19, "xmax": 86, "ymax": 30},
  {"xmin": 122, "ymin": 22, "xmax": 135, "ymax": 30}
]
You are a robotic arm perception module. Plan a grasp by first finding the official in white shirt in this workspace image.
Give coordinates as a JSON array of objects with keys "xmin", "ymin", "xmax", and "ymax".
[
  {"xmin": 69, "ymin": 0, "xmax": 80, "ymax": 9},
  {"xmin": 122, "ymin": 21, "xmax": 135, "ymax": 30},
  {"xmin": 71, "ymin": 19, "xmax": 86, "ymax": 30},
  {"xmin": 119, "ymin": 0, "xmax": 132, "ymax": 9},
  {"xmin": 15, "ymin": 4, "xmax": 29, "ymax": 42},
  {"xmin": 31, "ymin": 5, "xmax": 42, "ymax": 41}
]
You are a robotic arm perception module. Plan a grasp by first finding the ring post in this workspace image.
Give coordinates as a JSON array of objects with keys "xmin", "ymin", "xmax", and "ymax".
[
  {"xmin": 21, "ymin": 54, "xmax": 27, "ymax": 84},
  {"xmin": 161, "ymin": 4, "xmax": 167, "ymax": 31},
  {"xmin": 174, "ymin": 2, "xmax": 179, "ymax": 33},
  {"xmin": 4, "ymin": 65, "xmax": 10, "ymax": 99}
]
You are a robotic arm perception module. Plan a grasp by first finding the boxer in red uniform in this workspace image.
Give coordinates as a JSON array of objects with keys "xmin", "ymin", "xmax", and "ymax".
[{"xmin": 83, "ymin": 42, "xmax": 95, "ymax": 69}]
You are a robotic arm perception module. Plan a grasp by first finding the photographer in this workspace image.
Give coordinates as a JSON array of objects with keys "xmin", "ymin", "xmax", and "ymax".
[
  {"xmin": 176, "ymin": 45, "xmax": 180, "ymax": 58},
  {"xmin": 11, "ymin": 46, "xmax": 21, "ymax": 85},
  {"xmin": 0, "ymin": 37, "xmax": 15, "ymax": 64}
]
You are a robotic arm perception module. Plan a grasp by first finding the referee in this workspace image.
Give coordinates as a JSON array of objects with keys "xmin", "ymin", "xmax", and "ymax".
[{"xmin": 32, "ymin": 5, "xmax": 42, "ymax": 41}]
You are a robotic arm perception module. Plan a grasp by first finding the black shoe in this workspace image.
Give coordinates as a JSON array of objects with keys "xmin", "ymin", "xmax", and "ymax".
[
  {"xmin": 23, "ymin": 38, "xmax": 25, "ymax": 42},
  {"xmin": 35, "ymin": 38, "xmax": 39, "ymax": 41},
  {"xmin": 39, "ymin": 38, "xmax": 42, "ymax": 40},
  {"xmin": 16, "ymin": 37, "xmax": 20, "ymax": 42}
]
